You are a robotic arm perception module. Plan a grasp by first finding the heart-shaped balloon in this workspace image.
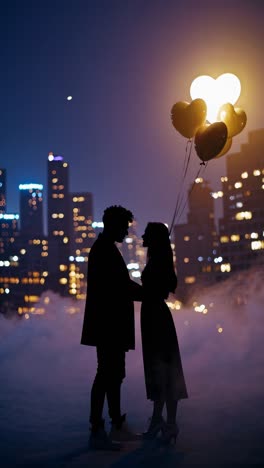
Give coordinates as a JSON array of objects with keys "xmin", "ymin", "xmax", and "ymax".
[
  {"xmin": 171, "ymin": 98, "xmax": 207, "ymax": 139},
  {"xmin": 217, "ymin": 103, "xmax": 247, "ymax": 138},
  {"xmin": 215, "ymin": 137, "xmax": 232, "ymax": 159},
  {"xmin": 195, "ymin": 122, "xmax": 228, "ymax": 162},
  {"xmin": 190, "ymin": 73, "xmax": 241, "ymax": 123}
]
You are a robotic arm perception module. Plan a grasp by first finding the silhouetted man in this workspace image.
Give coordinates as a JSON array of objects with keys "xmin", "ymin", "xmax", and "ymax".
[{"xmin": 81, "ymin": 205, "xmax": 142, "ymax": 450}]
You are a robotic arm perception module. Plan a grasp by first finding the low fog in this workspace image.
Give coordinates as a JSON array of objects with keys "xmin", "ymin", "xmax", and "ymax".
[{"xmin": 1, "ymin": 267, "xmax": 264, "ymax": 467}]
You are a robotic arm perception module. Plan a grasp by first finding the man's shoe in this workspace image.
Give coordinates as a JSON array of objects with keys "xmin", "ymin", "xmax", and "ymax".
[
  {"xmin": 89, "ymin": 427, "xmax": 122, "ymax": 451},
  {"xmin": 109, "ymin": 414, "xmax": 142, "ymax": 442}
]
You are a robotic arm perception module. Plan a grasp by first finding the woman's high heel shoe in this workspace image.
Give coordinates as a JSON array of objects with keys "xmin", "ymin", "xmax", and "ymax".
[
  {"xmin": 160, "ymin": 422, "xmax": 179, "ymax": 445},
  {"xmin": 142, "ymin": 417, "xmax": 165, "ymax": 440}
]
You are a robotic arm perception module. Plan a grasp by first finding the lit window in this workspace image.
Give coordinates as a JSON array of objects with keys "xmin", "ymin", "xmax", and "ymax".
[
  {"xmin": 231, "ymin": 234, "xmax": 240, "ymax": 242},
  {"xmin": 251, "ymin": 241, "xmax": 264, "ymax": 250},
  {"xmin": 253, "ymin": 169, "xmax": 261, "ymax": 176},
  {"xmin": 184, "ymin": 236, "xmax": 190, "ymax": 241},
  {"xmin": 241, "ymin": 172, "xmax": 248, "ymax": 179},
  {"xmin": 220, "ymin": 236, "xmax": 229, "ymax": 243},
  {"xmin": 220, "ymin": 263, "xmax": 231, "ymax": 272},
  {"xmin": 235, "ymin": 211, "xmax": 252, "ymax": 220},
  {"xmin": 184, "ymin": 257, "xmax": 189, "ymax": 263},
  {"xmin": 184, "ymin": 276, "xmax": 196, "ymax": 284},
  {"xmin": 59, "ymin": 278, "xmax": 68, "ymax": 285},
  {"xmin": 234, "ymin": 182, "xmax": 242, "ymax": 189},
  {"xmin": 221, "ymin": 176, "xmax": 228, "ymax": 182}
]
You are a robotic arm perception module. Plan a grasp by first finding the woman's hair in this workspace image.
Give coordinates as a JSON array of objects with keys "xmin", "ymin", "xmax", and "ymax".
[{"xmin": 146, "ymin": 222, "xmax": 177, "ymax": 293}]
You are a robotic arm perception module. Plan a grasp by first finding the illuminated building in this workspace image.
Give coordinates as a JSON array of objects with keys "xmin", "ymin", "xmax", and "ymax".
[
  {"xmin": 0, "ymin": 212, "xmax": 49, "ymax": 314},
  {"xmin": 0, "ymin": 213, "xmax": 20, "ymax": 255},
  {"xmin": 0, "ymin": 242, "xmax": 48, "ymax": 315},
  {"xmin": 174, "ymin": 179, "xmax": 218, "ymax": 301},
  {"xmin": 70, "ymin": 192, "xmax": 94, "ymax": 256},
  {"xmin": 0, "ymin": 169, "xmax": 7, "ymax": 214},
  {"xmin": 218, "ymin": 129, "xmax": 264, "ymax": 276},
  {"xmin": 69, "ymin": 192, "xmax": 95, "ymax": 298},
  {"xmin": 119, "ymin": 220, "xmax": 145, "ymax": 281},
  {"xmin": 19, "ymin": 183, "xmax": 44, "ymax": 238},
  {"xmin": 47, "ymin": 152, "xmax": 71, "ymax": 295}
]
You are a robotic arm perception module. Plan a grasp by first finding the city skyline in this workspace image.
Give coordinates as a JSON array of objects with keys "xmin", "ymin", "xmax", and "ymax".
[
  {"xmin": 2, "ymin": 1, "xmax": 264, "ymax": 234},
  {"xmin": 1, "ymin": 128, "xmax": 263, "ymax": 311}
]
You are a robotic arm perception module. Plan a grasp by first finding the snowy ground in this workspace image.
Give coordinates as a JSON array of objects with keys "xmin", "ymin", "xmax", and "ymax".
[{"xmin": 1, "ymin": 268, "xmax": 264, "ymax": 467}]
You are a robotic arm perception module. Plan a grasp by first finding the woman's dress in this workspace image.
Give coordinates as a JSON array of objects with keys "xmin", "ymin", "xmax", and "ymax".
[{"xmin": 141, "ymin": 260, "xmax": 188, "ymax": 401}]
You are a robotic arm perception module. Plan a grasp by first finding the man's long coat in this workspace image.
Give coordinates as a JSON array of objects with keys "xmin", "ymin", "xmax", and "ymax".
[{"xmin": 81, "ymin": 233, "xmax": 142, "ymax": 350}]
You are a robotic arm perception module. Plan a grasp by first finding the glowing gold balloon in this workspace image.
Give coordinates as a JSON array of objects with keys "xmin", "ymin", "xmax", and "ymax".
[
  {"xmin": 194, "ymin": 122, "xmax": 228, "ymax": 162},
  {"xmin": 190, "ymin": 73, "xmax": 241, "ymax": 123},
  {"xmin": 218, "ymin": 103, "xmax": 247, "ymax": 137},
  {"xmin": 171, "ymin": 98, "xmax": 207, "ymax": 139},
  {"xmin": 214, "ymin": 137, "xmax": 232, "ymax": 159}
]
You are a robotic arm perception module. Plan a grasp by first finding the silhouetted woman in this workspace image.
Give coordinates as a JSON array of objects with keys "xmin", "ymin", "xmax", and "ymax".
[{"xmin": 141, "ymin": 222, "xmax": 188, "ymax": 444}]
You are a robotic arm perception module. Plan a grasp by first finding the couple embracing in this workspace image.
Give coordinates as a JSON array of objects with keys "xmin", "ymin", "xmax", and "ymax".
[{"xmin": 81, "ymin": 205, "xmax": 188, "ymax": 450}]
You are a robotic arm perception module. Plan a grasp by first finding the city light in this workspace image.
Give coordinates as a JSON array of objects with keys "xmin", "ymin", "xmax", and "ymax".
[
  {"xmin": 0, "ymin": 214, "xmax": 19, "ymax": 220},
  {"xmin": 19, "ymin": 184, "xmax": 43, "ymax": 190},
  {"xmin": 235, "ymin": 211, "xmax": 253, "ymax": 220},
  {"xmin": 251, "ymin": 241, "xmax": 264, "ymax": 250},
  {"xmin": 127, "ymin": 262, "xmax": 139, "ymax": 270},
  {"xmin": 131, "ymin": 271, "xmax": 141, "ymax": 278},
  {"xmin": 92, "ymin": 221, "xmax": 104, "ymax": 228}
]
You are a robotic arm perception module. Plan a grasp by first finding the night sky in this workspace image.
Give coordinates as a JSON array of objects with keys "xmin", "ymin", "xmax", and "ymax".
[{"xmin": 2, "ymin": 0, "xmax": 264, "ymax": 234}]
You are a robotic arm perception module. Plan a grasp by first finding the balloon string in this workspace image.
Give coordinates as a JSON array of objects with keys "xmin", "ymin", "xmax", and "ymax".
[
  {"xmin": 169, "ymin": 139, "xmax": 193, "ymax": 235},
  {"xmin": 169, "ymin": 139, "xmax": 192, "ymax": 234},
  {"xmin": 173, "ymin": 139, "xmax": 193, "ymax": 225},
  {"xmin": 171, "ymin": 161, "xmax": 208, "ymax": 230}
]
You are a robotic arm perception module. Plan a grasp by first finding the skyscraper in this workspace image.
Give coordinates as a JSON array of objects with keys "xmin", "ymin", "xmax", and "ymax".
[
  {"xmin": 70, "ymin": 192, "xmax": 94, "ymax": 257},
  {"xmin": 0, "ymin": 213, "xmax": 20, "ymax": 255},
  {"xmin": 174, "ymin": 178, "xmax": 218, "ymax": 301},
  {"xmin": 19, "ymin": 183, "xmax": 44, "ymax": 238},
  {"xmin": 0, "ymin": 169, "xmax": 7, "ymax": 214},
  {"xmin": 69, "ymin": 192, "xmax": 95, "ymax": 298},
  {"xmin": 218, "ymin": 129, "xmax": 264, "ymax": 276},
  {"xmin": 47, "ymin": 152, "xmax": 70, "ymax": 294}
]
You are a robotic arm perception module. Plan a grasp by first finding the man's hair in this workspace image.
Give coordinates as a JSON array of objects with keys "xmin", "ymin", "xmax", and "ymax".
[{"xmin": 103, "ymin": 205, "xmax": 133, "ymax": 227}]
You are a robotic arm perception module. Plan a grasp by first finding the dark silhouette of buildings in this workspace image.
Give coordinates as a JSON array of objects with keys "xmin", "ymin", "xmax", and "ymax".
[
  {"xmin": 47, "ymin": 152, "xmax": 71, "ymax": 295},
  {"xmin": 69, "ymin": 192, "xmax": 95, "ymax": 299},
  {"xmin": 1, "ymin": 130, "xmax": 263, "ymax": 314},
  {"xmin": 19, "ymin": 183, "xmax": 44, "ymax": 238},
  {"xmin": 174, "ymin": 128, "xmax": 264, "ymax": 302},
  {"xmin": 174, "ymin": 178, "xmax": 218, "ymax": 301},
  {"xmin": 0, "ymin": 168, "xmax": 7, "ymax": 214},
  {"xmin": 218, "ymin": 129, "xmax": 264, "ymax": 276}
]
